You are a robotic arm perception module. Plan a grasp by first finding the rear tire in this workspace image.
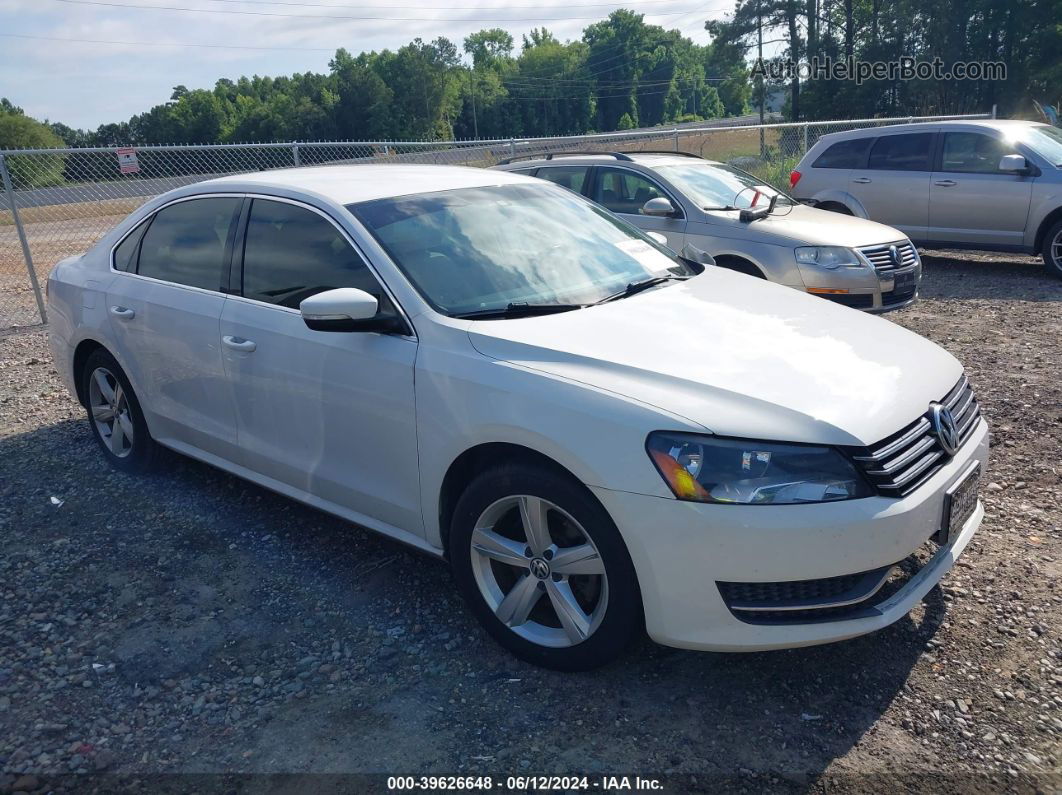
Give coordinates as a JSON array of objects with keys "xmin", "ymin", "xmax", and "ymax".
[
  {"xmin": 449, "ymin": 463, "xmax": 642, "ymax": 671},
  {"xmin": 81, "ymin": 348, "xmax": 161, "ymax": 473},
  {"xmin": 1041, "ymin": 219, "xmax": 1062, "ymax": 279}
]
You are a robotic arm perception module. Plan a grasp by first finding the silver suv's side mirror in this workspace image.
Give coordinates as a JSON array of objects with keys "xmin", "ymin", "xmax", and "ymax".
[
  {"xmin": 641, "ymin": 197, "xmax": 677, "ymax": 217},
  {"xmin": 300, "ymin": 287, "xmax": 398, "ymax": 332},
  {"xmin": 999, "ymin": 154, "xmax": 1029, "ymax": 173}
]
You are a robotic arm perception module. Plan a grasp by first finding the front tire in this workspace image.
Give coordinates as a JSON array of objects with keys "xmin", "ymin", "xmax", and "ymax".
[
  {"xmin": 81, "ymin": 348, "xmax": 161, "ymax": 473},
  {"xmin": 1041, "ymin": 219, "xmax": 1062, "ymax": 279},
  {"xmin": 449, "ymin": 463, "xmax": 642, "ymax": 671}
]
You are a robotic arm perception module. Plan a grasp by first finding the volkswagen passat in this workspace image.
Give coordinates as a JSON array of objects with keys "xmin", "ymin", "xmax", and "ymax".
[{"xmin": 48, "ymin": 165, "xmax": 988, "ymax": 670}]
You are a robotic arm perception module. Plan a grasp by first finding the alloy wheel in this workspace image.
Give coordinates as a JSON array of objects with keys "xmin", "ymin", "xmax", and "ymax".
[
  {"xmin": 469, "ymin": 495, "xmax": 608, "ymax": 648},
  {"xmin": 1052, "ymin": 230, "xmax": 1062, "ymax": 269},
  {"xmin": 88, "ymin": 366, "xmax": 134, "ymax": 458}
]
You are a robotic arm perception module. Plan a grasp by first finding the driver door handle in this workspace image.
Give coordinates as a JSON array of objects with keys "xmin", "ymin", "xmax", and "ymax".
[
  {"xmin": 934, "ymin": 179, "xmax": 957, "ymax": 187},
  {"xmin": 109, "ymin": 306, "xmax": 135, "ymax": 320},
  {"xmin": 222, "ymin": 335, "xmax": 257, "ymax": 353},
  {"xmin": 852, "ymin": 177, "xmax": 872, "ymax": 184}
]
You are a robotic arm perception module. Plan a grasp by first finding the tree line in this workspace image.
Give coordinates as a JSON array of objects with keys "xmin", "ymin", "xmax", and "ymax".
[{"xmin": 1, "ymin": 3, "xmax": 1058, "ymax": 152}]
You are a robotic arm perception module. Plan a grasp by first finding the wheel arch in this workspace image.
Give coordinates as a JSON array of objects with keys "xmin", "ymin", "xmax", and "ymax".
[
  {"xmin": 808, "ymin": 189, "xmax": 866, "ymax": 218},
  {"xmin": 72, "ymin": 338, "xmax": 107, "ymax": 407},
  {"xmin": 713, "ymin": 254, "xmax": 767, "ymax": 279},
  {"xmin": 1034, "ymin": 206, "xmax": 1062, "ymax": 253}
]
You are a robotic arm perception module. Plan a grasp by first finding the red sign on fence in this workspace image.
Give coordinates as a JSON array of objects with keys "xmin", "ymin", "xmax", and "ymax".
[{"xmin": 116, "ymin": 147, "xmax": 140, "ymax": 174}]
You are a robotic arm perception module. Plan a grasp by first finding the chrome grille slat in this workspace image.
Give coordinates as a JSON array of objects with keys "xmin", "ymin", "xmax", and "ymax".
[
  {"xmin": 848, "ymin": 376, "xmax": 981, "ymax": 497},
  {"xmin": 858, "ymin": 241, "xmax": 919, "ymax": 272}
]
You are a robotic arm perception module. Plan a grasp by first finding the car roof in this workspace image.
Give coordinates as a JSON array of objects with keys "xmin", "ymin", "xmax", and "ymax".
[
  {"xmin": 815, "ymin": 118, "xmax": 1049, "ymax": 143},
  {"xmin": 203, "ymin": 164, "xmax": 537, "ymax": 205},
  {"xmin": 496, "ymin": 152, "xmax": 726, "ymax": 169}
]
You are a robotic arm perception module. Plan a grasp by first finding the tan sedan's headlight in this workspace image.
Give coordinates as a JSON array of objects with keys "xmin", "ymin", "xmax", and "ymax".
[
  {"xmin": 794, "ymin": 246, "xmax": 862, "ymax": 269},
  {"xmin": 647, "ymin": 432, "xmax": 873, "ymax": 505}
]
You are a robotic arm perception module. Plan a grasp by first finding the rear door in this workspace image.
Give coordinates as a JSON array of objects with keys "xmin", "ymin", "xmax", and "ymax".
[
  {"xmin": 848, "ymin": 131, "xmax": 936, "ymax": 240},
  {"xmin": 928, "ymin": 130, "xmax": 1034, "ymax": 247},
  {"xmin": 588, "ymin": 166, "xmax": 687, "ymax": 250},
  {"xmin": 105, "ymin": 195, "xmax": 242, "ymax": 460}
]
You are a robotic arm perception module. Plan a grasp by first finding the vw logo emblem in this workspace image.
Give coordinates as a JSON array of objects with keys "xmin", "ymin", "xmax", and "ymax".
[
  {"xmin": 529, "ymin": 558, "xmax": 551, "ymax": 580},
  {"xmin": 888, "ymin": 245, "xmax": 901, "ymax": 267},
  {"xmin": 929, "ymin": 403, "xmax": 960, "ymax": 456}
]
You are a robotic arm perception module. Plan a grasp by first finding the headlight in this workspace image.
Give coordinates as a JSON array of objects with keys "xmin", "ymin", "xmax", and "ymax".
[
  {"xmin": 794, "ymin": 246, "xmax": 860, "ymax": 269},
  {"xmin": 646, "ymin": 432, "xmax": 873, "ymax": 505}
]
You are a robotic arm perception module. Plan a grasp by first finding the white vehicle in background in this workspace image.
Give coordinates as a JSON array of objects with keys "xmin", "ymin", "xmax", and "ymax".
[
  {"xmin": 790, "ymin": 119, "xmax": 1062, "ymax": 278},
  {"xmin": 494, "ymin": 151, "xmax": 921, "ymax": 312},
  {"xmin": 48, "ymin": 165, "xmax": 986, "ymax": 670}
]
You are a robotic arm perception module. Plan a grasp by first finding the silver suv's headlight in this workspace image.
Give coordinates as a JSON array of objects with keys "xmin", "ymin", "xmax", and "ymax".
[
  {"xmin": 794, "ymin": 246, "xmax": 861, "ymax": 269},
  {"xmin": 646, "ymin": 432, "xmax": 873, "ymax": 504}
]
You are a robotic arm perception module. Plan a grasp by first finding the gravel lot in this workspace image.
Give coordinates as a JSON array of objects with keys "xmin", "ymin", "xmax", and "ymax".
[{"xmin": 0, "ymin": 250, "xmax": 1060, "ymax": 793}]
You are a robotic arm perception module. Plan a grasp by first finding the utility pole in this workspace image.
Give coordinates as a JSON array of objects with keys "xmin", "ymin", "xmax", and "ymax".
[
  {"xmin": 468, "ymin": 66, "xmax": 479, "ymax": 139},
  {"xmin": 757, "ymin": 0, "xmax": 766, "ymax": 157}
]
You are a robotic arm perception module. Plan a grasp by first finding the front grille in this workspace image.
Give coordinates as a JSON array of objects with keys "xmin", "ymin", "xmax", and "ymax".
[
  {"xmin": 848, "ymin": 376, "xmax": 981, "ymax": 497},
  {"xmin": 720, "ymin": 543, "xmax": 938, "ymax": 625},
  {"xmin": 859, "ymin": 240, "xmax": 919, "ymax": 273}
]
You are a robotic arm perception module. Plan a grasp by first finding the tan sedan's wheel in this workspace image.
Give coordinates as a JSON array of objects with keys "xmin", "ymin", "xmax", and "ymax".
[{"xmin": 450, "ymin": 463, "xmax": 642, "ymax": 671}]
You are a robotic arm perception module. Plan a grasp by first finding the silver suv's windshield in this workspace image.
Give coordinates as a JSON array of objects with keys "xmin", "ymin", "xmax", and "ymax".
[
  {"xmin": 349, "ymin": 183, "xmax": 692, "ymax": 317},
  {"xmin": 654, "ymin": 163, "xmax": 794, "ymax": 211},
  {"xmin": 1019, "ymin": 125, "xmax": 1062, "ymax": 166}
]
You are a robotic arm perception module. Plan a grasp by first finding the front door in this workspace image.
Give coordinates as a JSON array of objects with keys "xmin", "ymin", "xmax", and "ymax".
[
  {"xmin": 219, "ymin": 197, "xmax": 422, "ymax": 535},
  {"xmin": 928, "ymin": 130, "xmax": 1034, "ymax": 248},
  {"xmin": 589, "ymin": 166, "xmax": 687, "ymax": 250},
  {"xmin": 105, "ymin": 195, "xmax": 242, "ymax": 460}
]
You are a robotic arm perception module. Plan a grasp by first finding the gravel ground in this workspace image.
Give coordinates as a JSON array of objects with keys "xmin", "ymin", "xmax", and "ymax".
[{"xmin": 0, "ymin": 250, "xmax": 1060, "ymax": 793}]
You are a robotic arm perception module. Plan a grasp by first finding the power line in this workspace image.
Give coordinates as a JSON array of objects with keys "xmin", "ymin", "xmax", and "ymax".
[
  {"xmin": 198, "ymin": 0, "xmax": 697, "ymax": 9},
  {"xmin": 0, "ymin": 31, "xmax": 336, "ymax": 51},
  {"xmin": 52, "ymin": 0, "xmax": 704, "ymax": 22}
]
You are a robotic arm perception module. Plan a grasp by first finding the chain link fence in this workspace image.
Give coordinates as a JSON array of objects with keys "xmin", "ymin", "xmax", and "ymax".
[{"xmin": 0, "ymin": 112, "xmax": 990, "ymax": 331}]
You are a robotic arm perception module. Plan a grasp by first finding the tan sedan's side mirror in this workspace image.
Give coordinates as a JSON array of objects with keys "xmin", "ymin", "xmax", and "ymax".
[{"xmin": 641, "ymin": 197, "xmax": 677, "ymax": 217}]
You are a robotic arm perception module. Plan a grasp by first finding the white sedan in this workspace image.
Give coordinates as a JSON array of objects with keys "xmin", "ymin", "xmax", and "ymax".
[{"xmin": 47, "ymin": 165, "xmax": 988, "ymax": 670}]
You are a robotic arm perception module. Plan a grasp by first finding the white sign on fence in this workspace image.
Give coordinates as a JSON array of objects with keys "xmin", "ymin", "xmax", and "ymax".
[{"xmin": 116, "ymin": 147, "xmax": 140, "ymax": 174}]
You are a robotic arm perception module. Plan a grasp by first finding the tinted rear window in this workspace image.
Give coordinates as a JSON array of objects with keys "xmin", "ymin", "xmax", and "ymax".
[
  {"xmin": 812, "ymin": 138, "xmax": 870, "ymax": 169},
  {"xmin": 867, "ymin": 133, "xmax": 933, "ymax": 171},
  {"xmin": 137, "ymin": 198, "xmax": 241, "ymax": 291}
]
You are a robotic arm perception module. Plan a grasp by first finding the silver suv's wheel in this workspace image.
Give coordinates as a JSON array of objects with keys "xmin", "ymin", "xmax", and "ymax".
[
  {"xmin": 470, "ymin": 495, "xmax": 608, "ymax": 648},
  {"xmin": 450, "ymin": 463, "xmax": 642, "ymax": 670},
  {"xmin": 1042, "ymin": 219, "xmax": 1062, "ymax": 279}
]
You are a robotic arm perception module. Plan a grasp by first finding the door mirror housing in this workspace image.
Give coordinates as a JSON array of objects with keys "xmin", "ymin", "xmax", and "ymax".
[
  {"xmin": 641, "ymin": 197, "xmax": 677, "ymax": 217},
  {"xmin": 999, "ymin": 154, "xmax": 1029, "ymax": 173},
  {"xmin": 300, "ymin": 287, "xmax": 399, "ymax": 333}
]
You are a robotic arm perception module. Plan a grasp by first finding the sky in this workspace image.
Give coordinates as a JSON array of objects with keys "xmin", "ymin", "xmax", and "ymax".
[{"xmin": 0, "ymin": 0, "xmax": 736, "ymax": 130}]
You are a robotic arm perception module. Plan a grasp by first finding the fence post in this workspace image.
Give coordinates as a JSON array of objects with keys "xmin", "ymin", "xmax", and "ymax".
[
  {"xmin": 991, "ymin": 104, "xmax": 997, "ymax": 119},
  {"xmin": 509, "ymin": 138, "xmax": 516, "ymax": 157},
  {"xmin": 0, "ymin": 153, "xmax": 47, "ymax": 325},
  {"xmin": 292, "ymin": 142, "xmax": 301, "ymax": 166},
  {"xmin": 673, "ymin": 129, "xmax": 680, "ymax": 151},
  {"xmin": 802, "ymin": 122, "xmax": 809, "ymax": 155}
]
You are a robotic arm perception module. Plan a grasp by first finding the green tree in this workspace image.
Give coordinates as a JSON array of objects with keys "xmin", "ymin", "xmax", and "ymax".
[{"xmin": 0, "ymin": 111, "xmax": 67, "ymax": 188}]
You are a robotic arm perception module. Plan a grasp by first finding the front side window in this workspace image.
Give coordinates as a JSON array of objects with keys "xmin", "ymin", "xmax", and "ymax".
[
  {"xmin": 534, "ymin": 166, "xmax": 588, "ymax": 194},
  {"xmin": 137, "ymin": 197, "xmax": 241, "ymax": 290},
  {"xmin": 654, "ymin": 163, "xmax": 793, "ymax": 210},
  {"xmin": 866, "ymin": 133, "xmax": 933, "ymax": 171},
  {"xmin": 813, "ymin": 138, "xmax": 871, "ymax": 169},
  {"xmin": 940, "ymin": 132, "xmax": 1008, "ymax": 173},
  {"xmin": 591, "ymin": 168, "xmax": 669, "ymax": 215},
  {"xmin": 349, "ymin": 184, "xmax": 690, "ymax": 316},
  {"xmin": 241, "ymin": 199, "xmax": 385, "ymax": 309}
]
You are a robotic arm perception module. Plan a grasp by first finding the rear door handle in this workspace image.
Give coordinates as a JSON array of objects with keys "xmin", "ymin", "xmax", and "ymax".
[
  {"xmin": 222, "ymin": 335, "xmax": 257, "ymax": 353},
  {"xmin": 109, "ymin": 306, "xmax": 135, "ymax": 320},
  {"xmin": 852, "ymin": 177, "xmax": 872, "ymax": 184},
  {"xmin": 934, "ymin": 179, "xmax": 957, "ymax": 187}
]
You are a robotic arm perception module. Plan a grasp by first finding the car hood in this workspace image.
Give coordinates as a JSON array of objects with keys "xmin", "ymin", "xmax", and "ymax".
[
  {"xmin": 465, "ymin": 268, "xmax": 961, "ymax": 447},
  {"xmin": 703, "ymin": 203, "xmax": 905, "ymax": 248}
]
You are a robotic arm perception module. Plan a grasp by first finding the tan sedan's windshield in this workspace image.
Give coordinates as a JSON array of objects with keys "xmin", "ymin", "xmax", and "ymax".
[
  {"xmin": 350, "ymin": 184, "xmax": 690, "ymax": 316},
  {"xmin": 656, "ymin": 163, "xmax": 794, "ymax": 211}
]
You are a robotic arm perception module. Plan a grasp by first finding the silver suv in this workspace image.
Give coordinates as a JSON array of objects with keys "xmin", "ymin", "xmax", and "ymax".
[
  {"xmin": 494, "ymin": 151, "xmax": 921, "ymax": 312},
  {"xmin": 791, "ymin": 119, "xmax": 1062, "ymax": 278}
]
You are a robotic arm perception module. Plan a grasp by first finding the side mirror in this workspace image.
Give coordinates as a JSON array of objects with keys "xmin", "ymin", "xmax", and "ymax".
[
  {"xmin": 999, "ymin": 154, "xmax": 1029, "ymax": 173},
  {"xmin": 300, "ymin": 287, "xmax": 396, "ymax": 333},
  {"xmin": 680, "ymin": 243, "xmax": 717, "ymax": 268},
  {"xmin": 641, "ymin": 197, "xmax": 677, "ymax": 217},
  {"xmin": 646, "ymin": 231, "xmax": 669, "ymax": 246}
]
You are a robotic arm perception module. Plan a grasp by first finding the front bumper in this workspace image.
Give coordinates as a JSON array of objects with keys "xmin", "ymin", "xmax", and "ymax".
[
  {"xmin": 592, "ymin": 419, "xmax": 989, "ymax": 652},
  {"xmin": 800, "ymin": 263, "xmax": 920, "ymax": 313}
]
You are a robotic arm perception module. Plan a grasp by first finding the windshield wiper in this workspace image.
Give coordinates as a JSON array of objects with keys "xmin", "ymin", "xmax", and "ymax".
[
  {"xmin": 451, "ymin": 302, "xmax": 586, "ymax": 320},
  {"xmin": 593, "ymin": 274, "xmax": 689, "ymax": 304}
]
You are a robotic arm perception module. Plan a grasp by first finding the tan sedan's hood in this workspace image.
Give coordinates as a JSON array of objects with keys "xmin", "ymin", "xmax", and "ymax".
[{"xmin": 703, "ymin": 203, "xmax": 906, "ymax": 248}]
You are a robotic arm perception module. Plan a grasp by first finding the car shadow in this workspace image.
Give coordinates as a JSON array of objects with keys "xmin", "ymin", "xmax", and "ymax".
[
  {"xmin": 1, "ymin": 418, "xmax": 946, "ymax": 787},
  {"xmin": 917, "ymin": 249, "xmax": 1062, "ymax": 302}
]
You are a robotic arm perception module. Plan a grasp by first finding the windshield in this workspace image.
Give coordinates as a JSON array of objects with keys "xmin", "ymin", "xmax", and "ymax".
[
  {"xmin": 654, "ymin": 163, "xmax": 794, "ymax": 211},
  {"xmin": 349, "ymin": 183, "xmax": 691, "ymax": 317},
  {"xmin": 1019, "ymin": 125, "xmax": 1062, "ymax": 166}
]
